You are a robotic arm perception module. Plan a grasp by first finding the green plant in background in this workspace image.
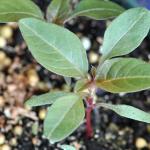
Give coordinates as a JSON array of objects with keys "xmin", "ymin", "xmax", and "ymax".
[{"xmin": 1, "ymin": 0, "xmax": 150, "ymax": 146}]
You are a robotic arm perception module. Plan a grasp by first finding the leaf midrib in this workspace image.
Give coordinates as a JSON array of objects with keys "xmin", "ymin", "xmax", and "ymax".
[
  {"xmin": 47, "ymin": 97, "xmax": 79, "ymax": 139},
  {"xmin": 20, "ymin": 22, "xmax": 85, "ymax": 77},
  {"xmin": 53, "ymin": 0, "xmax": 63, "ymax": 18},
  {"xmin": 57, "ymin": 0, "xmax": 67, "ymax": 19},
  {"xmin": 98, "ymin": 76, "xmax": 150, "ymax": 84},
  {"xmin": 102, "ymin": 11, "xmax": 145, "ymax": 57}
]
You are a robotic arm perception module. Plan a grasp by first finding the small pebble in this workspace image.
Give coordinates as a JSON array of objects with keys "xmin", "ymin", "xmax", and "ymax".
[
  {"xmin": 27, "ymin": 69, "xmax": 39, "ymax": 87},
  {"xmin": 28, "ymin": 74, "xmax": 39, "ymax": 87},
  {"xmin": 4, "ymin": 107, "xmax": 11, "ymax": 118},
  {"xmin": 68, "ymin": 136, "xmax": 76, "ymax": 141},
  {"xmin": 0, "ymin": 134, "xmax": 5, "ymax": 145},
  {"xmin": 7, "ymin": 22, "xmax": 18, "ymax": 29},
  {"xmin": 32, "ymin": 137, "xmax": 41, "ymax": 146},
  {"xmin": 148, "ymin": 54, "xmax": 150, "ymax": 60},
  {"xmin": 38, "ymin": 109, "xmax": 47, "ymax": 120},
  {"xmin": 0, "ymin": 51, "xmax": 11, "ymax": 70},
  {"xmin": 89, "ymin": 51, "xmax": 99, "ymax": 64},
  {"xmin": 135, "ymin": 137, "xmax": 147, "ymax": 149},
  {"xmin": 96, "ymin": 37, "xmax": 103, "ymax": 44},
  {"xmin": 13, "ymin": 125, "xmax": 23, "ymax": 136},
  {"xmin": 0, "ymin": 51, "xmax": 6, "ymax": 62},
  {"xmin": 0, "ymin": 26, "xmax": 13, "ymax": 39},
  {"xmin": 105, "ymin": 132, "xmax": 116, "ymax": 140},
  {"xmin": 0, "ymin": 37, "xmax": 6, "ymax": 48},
  {"xmin": 3, "ymin": 58, "xmax": 11, "ymax": 67},
  {"xmin": 94, "ymin": 134, "xmax": 99, "ymax": 139},
  {"xmin": 78, "ymin": 23, "xmax": 84, "ymax": 30},
  {"xmin": 9, "ymin": 138, "xmax": 17, "ymax": 146},
  {"xmin": 81, "ymin": 37, "xmax": 91, "ymax": 50},
  {"xmin": 119, "ymin": 92, "xmax": 126, "ymax": 97},
  {"xmin": 1, "ymin": 144, "xmax": 11, "ymax": 150}
]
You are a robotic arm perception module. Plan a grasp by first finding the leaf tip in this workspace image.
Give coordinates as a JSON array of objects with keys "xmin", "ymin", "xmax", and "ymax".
[{"xmin": 24, "ymin": 99, "xmax": 31, "ymax": 107}]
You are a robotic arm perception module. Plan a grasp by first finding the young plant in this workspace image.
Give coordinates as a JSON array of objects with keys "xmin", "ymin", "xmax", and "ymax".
[{"xmin": 1, "ymin": 0, "xmax": 150, "ymax": 145}]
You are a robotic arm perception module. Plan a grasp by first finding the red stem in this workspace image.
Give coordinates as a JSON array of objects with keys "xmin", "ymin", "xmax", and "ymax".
[{"xmin": 86, "ymin": 97, "xmax": 94, "ymax": 138}]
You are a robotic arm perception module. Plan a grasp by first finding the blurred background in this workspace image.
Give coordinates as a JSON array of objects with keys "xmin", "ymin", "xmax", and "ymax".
[{"xmin": 0, "ymin": 0, "xmax": 150, "ymax": 150}]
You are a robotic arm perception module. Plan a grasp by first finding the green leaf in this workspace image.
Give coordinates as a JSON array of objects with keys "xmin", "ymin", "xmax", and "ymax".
[
  {"xmin": 74, "ymin": 79, "xmax": 89, "ymax": 93},
  {"xmin": 67, "ymin": 0, "xmax": 124, "ymax": 21},
  {"xmin": 96, "ymin": 58, "xmax": 150, "ymax": 93},
  {"xmin": 100, "ymin": 7, "xmax": 150, "ymax": 60},
  {"xmin": 98, "ymin": 103, "xmax": 150, "ymax": 123},
  {"xmin": 19, "ymin": 18, "xmax": 88, "ymax": 78},
  {"xmin": 25, "ymin": 91, "xmax": 71, "ymax": 107},
  {"xmin": 0, "ymin": 0, "xmax": 43, "ymax": 22},
  {"xmin": 61, "ymin": 145, "xmax": 75, "ymax": 150},
  {"xmin": 47, "ymin": 0, "xmax": 70, "ymax": 22},
  {"xmin": 44, "ymin": 94, "xmax": 85, "ymax": 143}
]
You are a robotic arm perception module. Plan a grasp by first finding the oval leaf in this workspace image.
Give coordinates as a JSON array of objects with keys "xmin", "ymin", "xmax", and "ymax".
[
  {"xmin": 96, "ymin": 58, "xmax": 150, "ymax": 93},
  {"xmin": 67, "ymin": 0, "xmax": 124, "ymax": 21},
  {"xmin": 99, "ymin": 103, "xmax": 150, "ymax": 123},
  {"xmin": 25, "ymin": 91, "xmax": 71, "ymax": 107},
  {"xmin": 0, "ymin": 0, "xmax": 43, "ymax": 22},
  {"xmin": 19, "ymin": 18, "xmax": 88, "ymax": 77},
  {"xmin": 100, "ymin": 7, "xmax": 150, "ymax": 60},
  {"xmin": 44, "ymin": 94, "xmax": 85, "ymax": 143},
  {"xmin": 47, "ymin": 0, "xmax": 70, "ymax": 22}
]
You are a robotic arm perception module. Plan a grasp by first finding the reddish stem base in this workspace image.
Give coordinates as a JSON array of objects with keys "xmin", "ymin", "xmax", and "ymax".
[{"xmin": 86, "ymin": 97, "xmax": 94, "ymax": 138}]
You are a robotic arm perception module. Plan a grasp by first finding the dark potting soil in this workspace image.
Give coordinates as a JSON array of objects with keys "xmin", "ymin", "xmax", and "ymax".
[{"xmin": 1, "ymin": 1, "xmax": 150, "ymax": 150}]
